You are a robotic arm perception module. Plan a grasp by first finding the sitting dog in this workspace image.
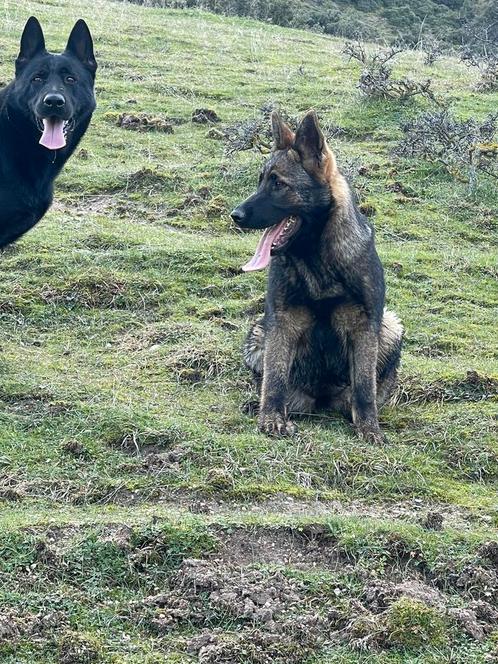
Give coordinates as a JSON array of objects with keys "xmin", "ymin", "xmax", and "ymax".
[
  {"xmin": 0, "ymin": 16, "xmax": 97, "ymax": 248},
  {"xmin": 231, "ymin": 111, "xmax": 402, "ymax": 443}
]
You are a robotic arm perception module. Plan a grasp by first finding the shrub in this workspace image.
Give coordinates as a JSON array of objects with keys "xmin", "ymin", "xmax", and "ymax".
[
  {"xmin": 396, "ymin": 110, "xmax": 498, "ymax": 184},
  {"xmin": 222, "ymin": 102, "xmax": 342, "ymax": 156},
  {"xmin": 421, "ymin": 36, "xmax": 445, "ymax": 66},
  {"xmin": 342, "ymin": 40, "xmax": 437, "ymax": 101},
  {"xmin": 459, "ymin": 22, "xmax": 498, "ymax": 91}
]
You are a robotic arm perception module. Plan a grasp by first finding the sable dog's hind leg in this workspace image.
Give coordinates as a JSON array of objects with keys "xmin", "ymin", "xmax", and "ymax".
[{"xmin": 348, "ymin": 324, "xmax": 384, "ymax": 444}]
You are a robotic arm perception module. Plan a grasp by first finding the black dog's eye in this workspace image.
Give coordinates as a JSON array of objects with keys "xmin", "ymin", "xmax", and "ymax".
[
  {"xmin": 32, "ymin": 75, "xmax": 43, "ymax": 83},
  {"xmin": 65, "ymin": 76, "xmax": 76, "ymax": 84}
]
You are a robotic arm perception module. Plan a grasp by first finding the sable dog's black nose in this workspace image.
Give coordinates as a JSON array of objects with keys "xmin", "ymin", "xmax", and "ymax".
[
  {"xmin": 43, "ymin": 93, "xmax": 65, "ymax": 108},
  {"xmin": 231, "ymin": 207, "xmax": 246, "ymax": 224}
]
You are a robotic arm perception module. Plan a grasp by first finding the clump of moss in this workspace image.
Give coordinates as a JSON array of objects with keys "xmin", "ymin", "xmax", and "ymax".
[
  {"xmin": 57, "ymin": 630, "xmax": 104, "ymax": 663},
  {"xmin": 384, "ymin": 597, "xmax": 450, "ymax": 649}
]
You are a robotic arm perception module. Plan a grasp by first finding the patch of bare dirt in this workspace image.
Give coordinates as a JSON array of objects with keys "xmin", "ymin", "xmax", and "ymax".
[
  {"xmin": 0, "ymin": 474, "xmax": 28, "ymax": 501},
  {"xmin": 61, "ymin": 440, "xmax": 91, "ymax": 460},
  {"xmin": 51, "ymin": 194, "xmax": 117, "ymax": 216},
  {"xmin": 177, "ymin": 186, "xmax": 212, "ymax": 209},
  {"xmin": 117, "ymin": 113, "xmax": 174, "ymax": 133},
  {"xmin": 141, "ymin": 558, "xmax": 339, "ymax": 663},
  {"xmin": 133, "ymin": 554, "xmax": 498, "ymax": 660},
  {"xmin": 179, "ymin": 493, "xmax": 485, "ymax": 531},
  {"xmin": 362, "ymin": 578, "xmax": 446, "ymax": 612},
  {"xmin": 124, "ymin": 167, "xmax": 170, "ymax": 192},
  {"xmin": 0, "ymin": 391, "xmax": 71, "ymax": 419},
  {"xmin": 478, "ymin": 541, "xmax": 498, "ymax": 568},
  {"xmin": 0, "ymin": 608, "xmax": 70, "ymax": 647},
  {"xmin": 192, "ymin": 108, "xmax": 220, "ymax": 124},
  {"xmin": 435, "ymin": 560, "xmax": 498, "ymax": 605},
  {"xmin": 215, "ymin": 524, "xmax": 344, "ymax": 570}
]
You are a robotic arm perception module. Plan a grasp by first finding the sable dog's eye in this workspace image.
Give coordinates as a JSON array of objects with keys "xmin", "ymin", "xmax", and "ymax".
[
  {"xmin": 274, "ymin": 178, "xmax": 288, "ymax": 190},
  {"xmin": 65, "ymin": 75, "xmax": 76, "ymax": 84}
]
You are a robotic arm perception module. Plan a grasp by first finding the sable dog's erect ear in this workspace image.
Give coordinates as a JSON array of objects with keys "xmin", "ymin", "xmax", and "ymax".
[
  {"xmin": 294, "ymin": 110, "xmax": 326, "ymax": 172},
  {"xmin": 271, "ymin": 111, "xmax": 294, "ymax": 150},
  {"xmin": 16, "ymin": 17, "xmax": 46, "ymax": 73},
  {"xmin": 65, "ymin": 19, "xmax": 97, "ymax": 73}
]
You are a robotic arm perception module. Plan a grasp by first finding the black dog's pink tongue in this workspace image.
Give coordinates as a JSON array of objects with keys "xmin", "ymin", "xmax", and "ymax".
[
  {"xmin": 39, "ymin": 118, "xmax": 66, "ymax": 150},
  {"xmin": 242, "ymin": 218, "xmax": 288, "ymax": 272}
]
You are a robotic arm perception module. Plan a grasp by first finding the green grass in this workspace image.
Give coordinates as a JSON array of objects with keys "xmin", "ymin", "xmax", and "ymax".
[{"xmin": 0, "ymin": 1, "xmax": 497, "ymax": 662}]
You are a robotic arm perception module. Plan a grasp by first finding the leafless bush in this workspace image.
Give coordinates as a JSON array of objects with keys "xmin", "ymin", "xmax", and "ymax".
[
  {"xmin": 460, "ymin": 25, "xmax": 498, "ymax": 91},
  {"xmin": 343, "ymin": 40, "xmax": 437, "ymax": 101},
  {"xmin": 223, "ymin": 103, "xmax": 343, "ymax": 156},
  {"xmin": 421, "ymin": 37, "xmax": 445, "ymax": 66},
  {"xmin": 395, "ymin": 110, "xmax": 498, "ymax": 184},
  {"xmin": 460, "ymin": 48, "xmax": 498, "ymax": 91}
]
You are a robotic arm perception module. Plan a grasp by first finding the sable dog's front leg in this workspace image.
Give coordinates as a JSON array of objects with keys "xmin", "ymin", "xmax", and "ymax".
[
  {"xmin": 259, "ymin": 311, "xmax": 307, "ymax": 437},
  {"xmin": 349, "ymin": 326, "xmax": 384, "ymax": 444}
]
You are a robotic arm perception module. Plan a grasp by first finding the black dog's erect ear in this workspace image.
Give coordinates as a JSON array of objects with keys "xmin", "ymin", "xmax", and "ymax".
[
  {"xmin": 16, "ymin": 16, "xmax": 46, "ymax": 73},
  {"xmin": 65, "ymin": 19, "xmax": 97, "ymax": 73},
  {"xmin": 294, "ymin": 111, "xmax": 325, "ymax": 171},
  {"xmin": 271, "ymin": 111, "xmax": 294, "ymax": 151}
]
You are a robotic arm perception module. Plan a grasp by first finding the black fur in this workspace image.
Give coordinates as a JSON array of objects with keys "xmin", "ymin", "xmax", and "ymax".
[{"xmin": 0, "ymin": 17, "xmax": 97, "ymax": 248}]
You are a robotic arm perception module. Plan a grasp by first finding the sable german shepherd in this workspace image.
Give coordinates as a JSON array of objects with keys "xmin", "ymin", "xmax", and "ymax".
[
  {"xmin": 0, "ymin": 17, "xmax": 97, "ymax": 248},
  {"xmin": 231, "ymin": 111, "xmax": 402, "ymax": 444}
]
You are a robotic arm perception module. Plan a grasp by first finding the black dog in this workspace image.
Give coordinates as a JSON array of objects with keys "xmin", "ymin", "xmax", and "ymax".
[
  {"xmin": 232, "ymin": 111, "xmax": 402, "ymax": 444},
  {"xmin": 0, "ymin": 16, "xmax": 97, "ymax": 248}
]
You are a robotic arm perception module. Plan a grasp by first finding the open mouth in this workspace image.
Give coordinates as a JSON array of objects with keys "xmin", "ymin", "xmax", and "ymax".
[
  {"xmin": 37, "ymin": 117, "xmax": 73, "ymax": 150},
  {"xmin": 242, "ymin": 215, "xmax": 302, "ymax": 272}
]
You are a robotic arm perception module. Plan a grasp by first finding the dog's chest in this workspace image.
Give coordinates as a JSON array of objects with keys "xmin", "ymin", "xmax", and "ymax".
[{"xmin": 276, "ymin": 254, "xmax": 347, "ymax": 305}]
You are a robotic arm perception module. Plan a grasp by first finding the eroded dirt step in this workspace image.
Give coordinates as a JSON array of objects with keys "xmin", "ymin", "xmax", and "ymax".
[
  {"xmin": 2, "ymin": 487, "xmax": 496, "ymax": 533},
  {"xmin": 4, "ymin": 520, "xmax": 497, "ymax": 662}
]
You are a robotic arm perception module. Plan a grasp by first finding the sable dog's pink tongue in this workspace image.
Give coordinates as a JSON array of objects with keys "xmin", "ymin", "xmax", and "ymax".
[
  {"xmin": 242, "ymin": 220, "xmax": 287, "ymax": 272},
  {"xmin": 39, "ymin": 118, "xmax": 66, "ymax": 150}
]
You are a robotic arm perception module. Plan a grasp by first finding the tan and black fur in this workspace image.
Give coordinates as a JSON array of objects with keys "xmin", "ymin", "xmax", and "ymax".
[{"xmin": 231, "ymin": 111, "xmax": 402, "ymax": 443}]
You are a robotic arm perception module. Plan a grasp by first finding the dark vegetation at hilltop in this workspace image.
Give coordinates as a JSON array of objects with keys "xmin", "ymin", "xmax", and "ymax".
[{"xmin": 125, "ymin": 0, "xmax": 498, "ymax": 48}]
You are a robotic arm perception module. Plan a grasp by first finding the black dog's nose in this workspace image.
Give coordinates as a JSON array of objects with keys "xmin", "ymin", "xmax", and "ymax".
[
  {"xmin": 231, "ymin": 207, "xmax": 246, "ymax": 224},
  {"xmin": 43, "ymin": 93, "xmax": 66, "ymax": 108}
]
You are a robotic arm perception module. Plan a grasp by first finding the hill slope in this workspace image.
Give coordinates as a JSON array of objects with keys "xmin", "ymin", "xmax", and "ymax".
[
  {"xmin": 126, "ymin": 0, "xmax": 498, "ymax": 46},
  {"xmin": 0, "ymin": 1, "xmax": 497, "ymax": 662}
]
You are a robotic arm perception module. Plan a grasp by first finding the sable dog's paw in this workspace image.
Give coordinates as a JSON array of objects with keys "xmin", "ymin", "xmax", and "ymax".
[
  {"xmin": 258, "ymin": 411, "xmax": 296, "ymax": 437},
  {"xmin": 356, "ymin": 423, "xmax": 387, "ymax": 445}
]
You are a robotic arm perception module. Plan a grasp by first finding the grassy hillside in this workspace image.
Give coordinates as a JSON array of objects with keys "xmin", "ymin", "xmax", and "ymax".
[
  {"xmin": 125, "ymin": 0, "xmax": 498, "ymax": 47},
  {"xmin": 0, "ymin": 0, "xmax": 497, "ymax": 662}
]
